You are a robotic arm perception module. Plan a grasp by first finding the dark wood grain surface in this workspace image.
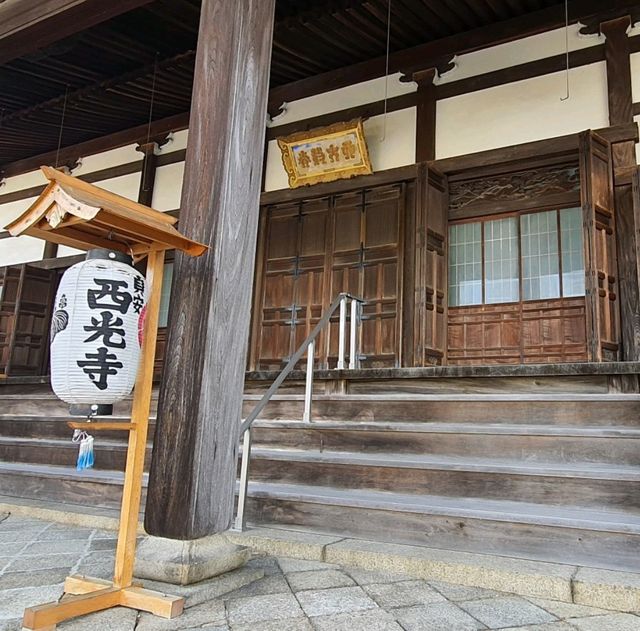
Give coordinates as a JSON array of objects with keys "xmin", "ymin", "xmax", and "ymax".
[
  {"xmin": 602, "ymin": 16, "xmax": 640, "ymax": 362},
  {"xmin": 145, "ymin": 0, "xmax": 276, "ymax": 539}
]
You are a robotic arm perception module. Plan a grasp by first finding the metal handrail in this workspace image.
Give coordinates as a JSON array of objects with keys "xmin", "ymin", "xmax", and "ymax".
[{"xmin": 234, "ymin": 292, "xmax": 364, "ymax": 531}]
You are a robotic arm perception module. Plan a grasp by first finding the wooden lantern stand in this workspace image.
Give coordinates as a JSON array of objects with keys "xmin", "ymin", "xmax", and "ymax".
[{"xmin": 5, "ymin": 167, "xmax": 207, "ymax": 631}]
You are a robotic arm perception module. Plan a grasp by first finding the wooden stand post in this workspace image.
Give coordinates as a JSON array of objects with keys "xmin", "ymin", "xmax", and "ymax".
[
  {"xmin": 6, "ymin": 166, "xmax": 206, "ymax": 629},
  {"xmin": 22, "ymin": 249, "xmax": 185, "ymax": 630}
]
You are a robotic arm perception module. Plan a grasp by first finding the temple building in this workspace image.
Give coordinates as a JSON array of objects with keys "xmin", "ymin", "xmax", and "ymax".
[{"xmin": 1, "ymin": 0, "xmax": 640, "ymax": 580}]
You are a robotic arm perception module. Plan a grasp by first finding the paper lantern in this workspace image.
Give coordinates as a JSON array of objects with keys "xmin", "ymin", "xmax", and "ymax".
[{"xmin": 50, "ymin": 249, "xmax": 147, "ymax": 409}]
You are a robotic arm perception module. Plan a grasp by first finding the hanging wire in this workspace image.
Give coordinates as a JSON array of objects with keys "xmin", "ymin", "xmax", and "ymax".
[
  {"xmin": 560, "ymin": 0, "xmax": 570, "ymax": 101},
  {"xmin": 380, "ymin": 0, "xmax": 392, "ymax": 141},
  {"xmin": 145, "ymin": 53, "xmax": 159, "ymax": 145},
  {"xmin": 55, "ymin": 85, "xmax": 70, "ymax": 168},
  {"xmin": 141, "ymin": 53, "xmax": 160, "ymax": 194}
]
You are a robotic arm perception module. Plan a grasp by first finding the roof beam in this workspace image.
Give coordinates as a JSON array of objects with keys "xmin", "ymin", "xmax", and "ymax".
[{"xmin": 0, "ymin": 0, "xmax": 155, "ymax": 65}]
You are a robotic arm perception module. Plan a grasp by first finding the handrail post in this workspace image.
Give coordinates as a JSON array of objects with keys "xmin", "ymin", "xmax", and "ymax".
[
  {"xmin": 234, "ymin": 428, "xmax": 252, "ymax": 531},
  {"xmin": 349, "ymin": 298, "xmax": 359, "ymax": 370},
  {"xmin": 234, "ymin": 292, "xmax": 364, "ymax": 530},
  {"xmin": 303, "ymin": 339, "xmax": 314, "ymax": 422},
  {"xmin": 337, "ymin": 295, "xmax": 347, "ymax": 369}
]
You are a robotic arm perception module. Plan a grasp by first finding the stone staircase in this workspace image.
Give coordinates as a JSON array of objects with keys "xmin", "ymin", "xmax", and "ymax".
[{"xmin": 1, "ymin": 378, "xmax": 640, "ymax": 572}]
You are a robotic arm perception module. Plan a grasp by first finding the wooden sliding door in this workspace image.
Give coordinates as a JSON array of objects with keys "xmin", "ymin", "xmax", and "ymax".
[{"xmin": 251, "ymin": 183, "xmax": 404, "ymax": 370}]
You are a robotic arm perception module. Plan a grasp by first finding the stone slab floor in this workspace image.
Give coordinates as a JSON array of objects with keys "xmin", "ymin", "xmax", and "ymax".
[{"xmin": 1, "ymin": 514, "xmax": 639, "ymax": 631}]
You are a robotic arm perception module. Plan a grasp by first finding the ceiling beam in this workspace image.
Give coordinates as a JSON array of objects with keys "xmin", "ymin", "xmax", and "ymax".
[
  {"xmin": 268, "ymin": 0, "xmax": 640, "ymax": 109},
  {"xmin": 0, "ymin": 0, "xmax": 155, "ymax": 65}
]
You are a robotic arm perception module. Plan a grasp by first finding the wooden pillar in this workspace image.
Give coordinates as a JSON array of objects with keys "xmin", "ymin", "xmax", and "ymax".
[
  {"xmin": 136, "ymin": 141, "xmax": 159, "ymax": 206},
  {"xmin": 602, "ymin": 16, "xmax": 640, "ymax": 361},
  {"xmin": 42, "ymin": 241, "xmax": 58, "ymax": 259},
  {"xmin": 414, "ymin": 68, "xmax": 437, "ymax": 162},
  {"xmin": 145, "ymin": 0, "xmax": 275, "ymax": 540}
]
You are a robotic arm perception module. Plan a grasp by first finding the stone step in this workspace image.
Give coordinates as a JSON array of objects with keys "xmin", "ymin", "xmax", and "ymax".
[
  {"xmin": 251, "ymin": 420, "xmax": 640, "ymax": 465},
  {"xmin": 244, "ymin": 481, "xmax": 640, "ymax": 573},
  {"xmin": 245, "ymin": 447, "xmax": 640, "ymax": 511}
]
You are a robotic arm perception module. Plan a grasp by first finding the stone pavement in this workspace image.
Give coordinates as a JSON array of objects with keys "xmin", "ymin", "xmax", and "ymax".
[{"xmin": 0, "ymin": 514, "xmax": 639, "ymax": 630}]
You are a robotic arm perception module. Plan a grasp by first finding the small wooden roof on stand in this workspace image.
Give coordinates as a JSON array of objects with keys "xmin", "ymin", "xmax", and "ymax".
[{"xmin": 5, "ymin": 166, "xmax": 206, "ymax": 259}]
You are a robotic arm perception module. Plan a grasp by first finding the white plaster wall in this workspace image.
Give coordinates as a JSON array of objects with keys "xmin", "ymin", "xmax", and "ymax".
[
  {"xmin": 436, "ymin": 63, "xmax": 609, "ymax": 159},
  {"xmin": 270, "ymin": 73, "xmax": 416, "ymax": 126},
  {"xmin": 629, "ymin": 52, "xmax": 640, "ymax": 103},
  {"xmin": 0, "ymin": 197, "xmax": 42, "ymax": 266},
  {"xmin": 152, "ymin": 162, "xmax": 184, "ymax": 211},
  {"xmin": 0, "ymin": 197, "xmax": 37, "ymax": 227},
  {"xmin": 264, "ymin": 108, "xmax": 416, "ymax": 192},
  {"xmin": 159, "ymin": 130, "xmax": 188, "ymax": 154},
  {"xmin": 73, "ymin": 144, "xmax": 141, "ymax": 176},
  {"xmin": 0, "ymin": 170, "xmax": 47, "ymax": 195},
  {"xmin": 438, "ymin": 25, "xmax": 603, "ymax": 85},
  {"xmin": 94, "ymin": 172, "xmax": 141, "ymax": 200},
  {"xmin": 0, "ymin": 236, "xmax": 44, "ymax": 265}
]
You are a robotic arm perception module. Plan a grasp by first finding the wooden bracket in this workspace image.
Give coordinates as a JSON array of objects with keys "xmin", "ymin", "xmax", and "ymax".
[
  {"xmin": 23, "ymin": 576, "xmax": 184, "ymax": 630},
  {"xmin": 66, "ymin": 421, "xmax": 136, "ymax": 431}
]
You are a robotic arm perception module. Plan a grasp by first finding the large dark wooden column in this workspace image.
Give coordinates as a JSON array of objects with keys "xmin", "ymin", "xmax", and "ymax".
[
  {"xmin": 145, "ymin": 0, "xmax": 276, "ymax": 540},
  {"xmin": 601, "ymin": 16, "xmax": 640, "ymax": 361}
]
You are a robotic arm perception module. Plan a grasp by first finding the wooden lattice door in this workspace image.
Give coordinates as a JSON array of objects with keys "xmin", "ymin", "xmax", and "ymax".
[
  {"xmin": 0, "ymin": 264, "xmax": 57, "ymax": 376},
  {"xmin": 329, "ymin": 185, "xmax": 402, "ymax": 367},
  {"xmin": 253, "ymin": 199, "xmax": 329, "ymax": 369}
]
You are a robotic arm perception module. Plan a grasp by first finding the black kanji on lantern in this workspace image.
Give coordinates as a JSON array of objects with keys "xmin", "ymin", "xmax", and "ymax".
[
  {"xmin": 132, "ymin": 276, "xmax": 145, "ymax": 314},
  {"xmin": 87, "ymin": 279, "xmax": 132, "ymax": 314},
  {"xmin": 83, "ymin": 311, "xmax": 126, "ymax": 349},
  {"xmin": 77, "ymin": 347, "xmax": 124, "ymax": 391}
]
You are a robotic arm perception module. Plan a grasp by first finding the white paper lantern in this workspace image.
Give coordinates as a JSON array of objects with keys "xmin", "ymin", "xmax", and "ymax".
[{"xmin": 50, "ymin": 249, "xmax": 147, "ymax": 407}]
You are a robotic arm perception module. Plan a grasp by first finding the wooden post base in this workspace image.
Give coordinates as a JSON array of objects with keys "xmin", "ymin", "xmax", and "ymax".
[{"xmin": 22, "ymin": 575, "xmax": 185, "ymax": 630}]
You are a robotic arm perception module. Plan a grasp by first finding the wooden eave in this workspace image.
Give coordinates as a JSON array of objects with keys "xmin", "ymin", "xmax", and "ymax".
[
  {"xmin": 4, "ymin": 166, "xmax": 206, "ymax": 258},
  {"xmin": 4, "ymin": 0, "xmax": 640, "ymax": 169}
]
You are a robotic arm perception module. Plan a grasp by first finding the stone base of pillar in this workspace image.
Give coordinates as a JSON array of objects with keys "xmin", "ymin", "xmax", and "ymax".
[{"xmin": 134, "ymin": 534, "xmax": 250, "ymax": 585}]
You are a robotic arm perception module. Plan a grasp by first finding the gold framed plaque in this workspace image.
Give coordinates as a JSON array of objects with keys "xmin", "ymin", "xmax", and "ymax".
[{"xmin": 277, "ymin": 119, "xmax": 373, "ymax": 188}]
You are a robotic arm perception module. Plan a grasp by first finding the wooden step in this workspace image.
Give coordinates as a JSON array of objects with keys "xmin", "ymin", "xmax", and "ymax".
[
  {"xmin": 251, "ymin": 420, "xmax": 640, "ymax": 465},
  {"xmin": 244, "ymin": 481, "xmax": 640, "ymax": 573},
  {"xmin": 0, "ymin": 396, "xmax": 142, "ymax": 417},
  {"xmin": 0, "ymin": 437, "xmax": 151, "ymax": 470},
  {"xmin": 0, "ymin": 415, "xmax": 155, "ymax": 441},
  {"xmin": 246, "ymin": 447, "xmax": 640, "ymax": 511},
  {"xmin": 243, "ymin": 393, "xmax": 640, "ymax": 425},
  {"xmin": 0, "ymin": 462, "xmax": 142, "ymax": 510}
]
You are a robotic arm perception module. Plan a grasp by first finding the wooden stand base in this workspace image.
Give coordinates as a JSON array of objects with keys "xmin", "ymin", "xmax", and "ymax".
[{"xmin": 22, "ymin": 575, "xmax": 184, "ymax": 630}]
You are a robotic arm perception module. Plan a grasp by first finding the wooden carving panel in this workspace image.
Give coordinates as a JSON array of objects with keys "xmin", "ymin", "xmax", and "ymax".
[
  {"xmin": 449, "ymin": 165, "xmax": 580, "ymax": 212},
  {"xmin": 448, "ymin": 298, "xmax": 588, "ymax": 365}
]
